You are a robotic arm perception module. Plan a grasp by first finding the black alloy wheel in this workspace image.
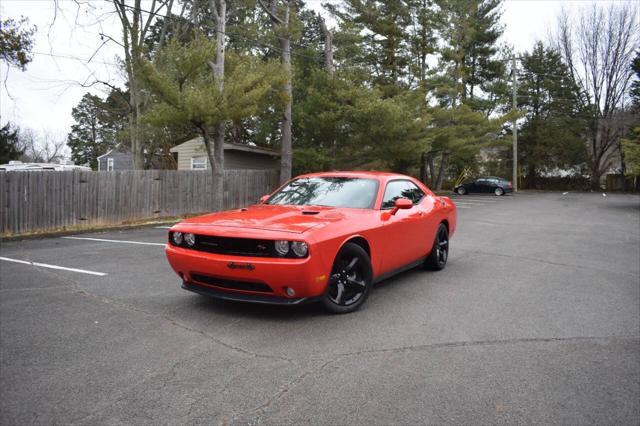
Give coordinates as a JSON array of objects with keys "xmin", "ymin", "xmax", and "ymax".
[
  {"xmin": 424, "ymin": 223, "xmax": 449, "ymax": 271},
  {"xmin": 322, "ymin": 242, "xmax": 373, "ymax": 314}
]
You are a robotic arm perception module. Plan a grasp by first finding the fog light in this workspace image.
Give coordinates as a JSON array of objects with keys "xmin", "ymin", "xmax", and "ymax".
[
  {"xmin": 184, "ymin": 233, "xmax": 196, "ymax": 247},
  {"xmin": 285, "ymin": 287, "xmax": 296, "ymax": 297}
]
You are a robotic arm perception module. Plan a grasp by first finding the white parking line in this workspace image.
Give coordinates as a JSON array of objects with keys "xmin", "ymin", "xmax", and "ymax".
[
  {"xmin": 456, "ymin": 205, "xmax": 472, "ymax": 209},
  {"xmin": 155, "ymin": 226, "xmax": 172, "ymax": 229},
  {"xmin": 0, "ymin": 256, "xmax": 108, "ymax": 276},
  {"xmin": 450, "ymin": 197, "xmax": 499, "ymax": 202},
  {"xmin": 453, "ymin": 201, "xmax": 495, "ymax": 205},
  {"xmin": 62, "ymin": 237, "xmax": 165, "ymax": 246}
]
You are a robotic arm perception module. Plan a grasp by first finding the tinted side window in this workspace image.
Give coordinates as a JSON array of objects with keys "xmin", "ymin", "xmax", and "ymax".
[{"xmin": 381, "ymin": 181, "xmax": 425, "ymax": 209}]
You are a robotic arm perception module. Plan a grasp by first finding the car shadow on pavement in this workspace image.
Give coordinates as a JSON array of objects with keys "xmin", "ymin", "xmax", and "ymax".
[{"xmin": 185, "ymin": 293, "xmax": 327, "ymax": 320}]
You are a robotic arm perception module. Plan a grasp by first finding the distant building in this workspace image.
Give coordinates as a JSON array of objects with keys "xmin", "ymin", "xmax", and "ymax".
[
  {"xmin": 0, "ymin": 161, "xmax": 90, "ymax": 171},
  {"xmin": 169, "ymin": 137, "xmax": 280, "ymax": 171},
  {"xmin": 97, "ymin": 147, "xmax": 134, "ymax": 171}
]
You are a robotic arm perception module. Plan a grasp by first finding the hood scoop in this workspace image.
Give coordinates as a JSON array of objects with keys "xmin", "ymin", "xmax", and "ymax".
[{"xmin": 301, "ymin": 210, "xmax": 320, "ymax": 215}]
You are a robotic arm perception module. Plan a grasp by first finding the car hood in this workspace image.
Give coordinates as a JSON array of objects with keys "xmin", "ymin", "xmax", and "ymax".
[{"xmin": 180, "ymin": 204, "xmax": 346, "ymax": 234}]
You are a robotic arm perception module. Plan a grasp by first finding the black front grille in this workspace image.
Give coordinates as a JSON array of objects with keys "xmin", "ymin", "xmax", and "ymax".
[
  {"xmin": 191, "ymin": 273, "xmax": 273, "ymax": 293},
  {"xmin": 194, "ymin": 235, "xmax": 276, "ymax": 257}
]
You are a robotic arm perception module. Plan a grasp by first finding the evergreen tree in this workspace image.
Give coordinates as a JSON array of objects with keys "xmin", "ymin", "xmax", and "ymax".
[
  {"xmin": 0, "ymin": 17, "xmax": 36, "ymax": 70},
  {"xmin": 139, "ymin": 36, "xmax": 285, "ymax": 195},
  {"xmin": 621, "ymin": 50, "xmax": 640, "ymax": 176},
  {"xmin": 518, "ymin": 42, "xmax": 586, "ymax": 185},
  {"xmin": 0, "ymin": 122, "xmax": 24, "ymax": 164},
  {"xmin": 432, "ymin": 0, "xmax": 505, "ymax": 110},
  {"xmin": 327, "ymin": 0, "xmax": 413, "ymax": 96},
  {"xmin": 67, "ymin": 93, "xmax": 123, "ymax": 170}
]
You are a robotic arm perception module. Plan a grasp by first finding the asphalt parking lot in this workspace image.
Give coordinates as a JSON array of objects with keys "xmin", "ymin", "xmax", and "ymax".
[{"xmin": 1, "ymin": 192, "xmax": 639, "ymax": 425}]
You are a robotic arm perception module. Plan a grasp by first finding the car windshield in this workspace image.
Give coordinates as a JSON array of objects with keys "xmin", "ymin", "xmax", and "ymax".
[{"xmin": 267, "ymin": 177, "xmax": 379, "ymax": 209}]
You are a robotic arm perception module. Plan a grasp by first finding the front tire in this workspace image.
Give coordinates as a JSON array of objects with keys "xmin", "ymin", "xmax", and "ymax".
[
  {"xmin": 424, "ymin": 223, "xmax": 449, "ymax": 271},
  {"xmin": 456, "ymin": 187, "xmax": 466, "ymax": 195},
  {"xmin": 494, "ymin": 187, "xmax": 504, "ymax": 196},
  {"xmin": 321, "ymin": 243, "xmax": 373, "ymax": 314}
]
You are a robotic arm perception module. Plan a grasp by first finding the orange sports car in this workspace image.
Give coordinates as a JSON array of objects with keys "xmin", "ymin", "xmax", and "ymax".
[{"xmin": 166, "ymin": 171, "xmax": 457, "ymax": 313}]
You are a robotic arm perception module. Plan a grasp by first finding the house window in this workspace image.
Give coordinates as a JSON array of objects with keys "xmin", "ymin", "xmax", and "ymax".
[
  {"xmin": 191, "ymin": 157, "xmax": 207, "ymax": 170},
  {"xmin": 107, "ymin": 158, "xmax": 114, "ymax": 171}
]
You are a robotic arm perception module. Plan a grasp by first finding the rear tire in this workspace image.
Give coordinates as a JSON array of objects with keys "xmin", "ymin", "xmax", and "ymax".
[
  {"xmin": 456, "ymin": 187, "xmax": 466, "ymax": 195},
  {"xmin": 321, "ymin": 243, "xmax": 373, "ymax": 314},
  {"xmin": 494, "ymin": 187, "xmax": 504, "ymax": 196},
  {"xmin": 424, "ymin": 223, "xmax": 449, "ymax": 271}
]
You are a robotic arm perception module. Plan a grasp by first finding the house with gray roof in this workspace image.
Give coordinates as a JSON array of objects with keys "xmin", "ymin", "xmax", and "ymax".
[{"xmin": 169, "ymin": 137, "xmax": 280, "ymax": 170}]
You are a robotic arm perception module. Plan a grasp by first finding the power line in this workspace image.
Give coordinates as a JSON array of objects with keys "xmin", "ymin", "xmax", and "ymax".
[{"xmin": 32, "ymin": 51, "xmax": 119, "ymax": 66}]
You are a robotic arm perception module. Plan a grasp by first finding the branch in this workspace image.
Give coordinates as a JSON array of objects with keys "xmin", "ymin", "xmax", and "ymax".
[
  {"xmin": 209, "ymin": 0, "xmax": 220, "ymax": 22},
  {"xmin": 257, "ymin": 0, "xmax": 284, "ymax": 25},
  {"xmin": 157, "ymin": 0, "xmax": 174, "ymax": 49},
  {"xmin": 99, "ymin": 32, "xmax": 125, "ymax": 48}
]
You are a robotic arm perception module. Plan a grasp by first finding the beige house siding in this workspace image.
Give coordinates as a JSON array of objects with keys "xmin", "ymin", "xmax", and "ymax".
[
  {"xmin": 172, "ymin": 138, "xmax": 209, "ymax": 170},
  {"xmin": 170, "ymin": 138, "xmax": 279, "ymax": 171}
]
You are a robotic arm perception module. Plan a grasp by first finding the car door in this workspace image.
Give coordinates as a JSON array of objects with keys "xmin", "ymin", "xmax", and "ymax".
[
  {"xmin": 487, "ymin": 178, "xmax": 500, "ymax": 192},
  {"xmin": 467, "ymin": 179, "xmax": 483, "ymax": 193},
  {"xmin": 379, "ymin": 180, "xmax": 429, "ymax": 273},
  {"xmin": 475, "ymin": 179, "xmax": 490, "ymax": 193}
]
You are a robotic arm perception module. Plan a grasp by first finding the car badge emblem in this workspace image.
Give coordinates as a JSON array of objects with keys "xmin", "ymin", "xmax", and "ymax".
[{"xmin": 227, "ymin": 262, "xmax": 255, "ymax": 271}]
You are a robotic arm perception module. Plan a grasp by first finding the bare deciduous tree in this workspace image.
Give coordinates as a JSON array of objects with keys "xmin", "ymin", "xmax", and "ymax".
[
  {"xmin": 555, "ymin": 3, "xmax": 639, "ymax": 188},
  {"xmin": 19, "ymin": 129, "xmax": 68, "ymax": 163},
  {"xmin": 112, "ymin": 0, "xmax": 171, "ymax": 170}
]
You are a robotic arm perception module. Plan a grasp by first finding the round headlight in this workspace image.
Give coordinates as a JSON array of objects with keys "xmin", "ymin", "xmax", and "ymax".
[
  {"xmin": 172, "ymin": 232, "xmax": 183, "ymax": 245},
  {"xmin": 291, "ymin": 241, "xmax": 308, "ymax": 257},
  {"xmin": 184, "ymin": 233, "xmax": 196, "ymax": 247},
  {"xmin": 274, "ymin": 240, "xmax": 290, "ymax": 256}
]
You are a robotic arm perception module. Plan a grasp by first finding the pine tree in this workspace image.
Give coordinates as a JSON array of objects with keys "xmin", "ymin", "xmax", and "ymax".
[
  {"xmin": 432, "ymin": 0, "xmax": 505, "ymax": 110},
  {"xmin": 621, "ymin": 50, "xmax": 640, "ymax": 177},
  {"xmin": 518, "ymin": 42, "xmax": 586, "ymax": 186},
  {"xmin": 327, "ymin": 0, "xmax": 413, "ymax": 96},
  {"xmin": 0, "ymin": 122, "xmax": 24, "ymax": 164},
  {"xmin": 67, "ymin": 93, "xmax": 123, "ymax": 170},
  {"xmin": 140, "ymin": 36, "xmax": 285, "ymax": 202}
]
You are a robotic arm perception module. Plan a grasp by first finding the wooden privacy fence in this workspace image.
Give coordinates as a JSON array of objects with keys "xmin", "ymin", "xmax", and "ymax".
[{"xmin": 0, "ymin": 169, "xmax": 280, "ymax": 236}]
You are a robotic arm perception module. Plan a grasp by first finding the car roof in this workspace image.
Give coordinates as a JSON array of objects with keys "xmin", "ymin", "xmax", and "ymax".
[{"xmin": 296, "ymin": 171, "xmax": 409, "ymax": 180}]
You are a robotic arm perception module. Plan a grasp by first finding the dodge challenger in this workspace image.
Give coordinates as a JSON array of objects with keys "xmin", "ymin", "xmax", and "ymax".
[{"xmin": 166, "ymin": 171, "xmax": 457, "ymax": 313}]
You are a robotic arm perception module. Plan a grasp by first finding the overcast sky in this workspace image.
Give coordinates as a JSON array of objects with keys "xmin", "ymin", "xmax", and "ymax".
[{"xmin": 0, "ymin": 0, "xmax": 622, "ymax": 139}]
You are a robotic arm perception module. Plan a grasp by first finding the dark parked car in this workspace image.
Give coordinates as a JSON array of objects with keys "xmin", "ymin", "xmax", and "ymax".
[{"xmin": 454, "ymin": 177, "xmax": 513, "ymax": 196}]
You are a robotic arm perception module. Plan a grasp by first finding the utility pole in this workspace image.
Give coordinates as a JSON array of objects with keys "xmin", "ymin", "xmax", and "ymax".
[{"xmin": 511, "ymin": 55, "xmax": 518, "ymax": 192}]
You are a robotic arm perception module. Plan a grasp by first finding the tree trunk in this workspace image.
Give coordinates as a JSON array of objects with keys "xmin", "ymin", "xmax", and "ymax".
[
  {"xmin": 259, "ymin": 0, "xmax": 293, "ymax": 184},
  {"xmin": 427, "ymin": 153, "xmax": 436, "ymax": 186},
  {"xmin": 211, "ymin": 122, "xmax": 225, "ymax": 212},
  {"xmin": 526, "ymin": 163, "xmax": 536, "ymax": 189},
  {"xmin": 434, "ymin": 151, "xmax": 449, "ymax": 191},
  {"xmin": 319, "ymin": 18, "xmax": 334, "ymax": 75},
  {"xmin": 280, "ymin": 34, "xmax": 292, "ymax": 183},
  {"xmin": 201, "ymin": 129, "xmax": 224, "ymax": 212},
  {"xmin": 209, "ymin": 0, "xmax": 226, "ymax": 211},
  {"xmin": 420, "ymin": 152, "xmax": 427, "ymax": 184}
]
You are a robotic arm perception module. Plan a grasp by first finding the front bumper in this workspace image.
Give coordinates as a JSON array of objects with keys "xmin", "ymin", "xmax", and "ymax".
[
  {"xmin": 166, "ymin": 244, "xmax": 331, "ymax": 302},
  {"xmin": 181, "ymin": 282, "xmax": 319, "ymax": 304}
]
